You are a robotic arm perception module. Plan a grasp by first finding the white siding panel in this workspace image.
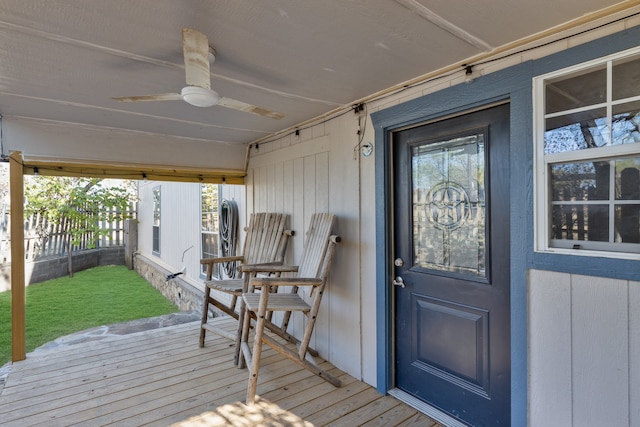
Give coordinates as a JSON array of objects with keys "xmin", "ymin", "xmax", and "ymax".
[
  {"xmin": 303, "ymin": 156, "xmax": 317, "ymax": 220},
  {"xmin": 266, "ymin": 163, "xmax": 277, "ymax": 212},
  {"xmin": 245, "ymin": 168, "xmax": 254, "ymax": 222},
  {"xmin": 631, "ymin": 280, "xmax": 640, "ymax": 427},
  {"xmin": 359, "ymin": 147, "xmax": 377, "ymax": 385},
  {"xmin": 528, "ymin": 269, "xmax": 572, "ymax": 427},
  {"xmin": 289, "ymin": 157, "xmax": 306, "ymax": 341},
  {"xmin": 283, "ymin": 160, "xmax": 295, "ymax": 265},
  {"xmin": 571, "ymin": 275, "xmax": 629, "ymax": 427},
  {"xmin": 257, "ymin": 166, "xmax": 268, "ymax": 212},
  {"xmin": 314, "ymin": 152, "xmax": 330, "ymax": 356},
  {"xmin": 274, "ymin": 162, "xmax": 284, "ymax": 213},
  {"xmin": 247, "ymin": 133, "xmax": 362, "ymax": 378}
]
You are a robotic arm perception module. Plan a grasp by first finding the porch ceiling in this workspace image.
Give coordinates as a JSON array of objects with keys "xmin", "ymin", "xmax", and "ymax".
[{"xmin": 0, "ymin": 1, "xmax": 636, "ymax": 173}]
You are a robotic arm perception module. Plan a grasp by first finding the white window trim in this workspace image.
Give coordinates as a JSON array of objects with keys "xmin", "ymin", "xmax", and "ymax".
[
  {"xmin": 152, "ymin": 185, "xmax": 161, "ymax": 255},
  {"xmin": 533, "ymin": 46, "xmax": 640, "ymax": 260},
  {"xmin": 200, "ymin": 183, "xmax": 220, "ymax": 278}
]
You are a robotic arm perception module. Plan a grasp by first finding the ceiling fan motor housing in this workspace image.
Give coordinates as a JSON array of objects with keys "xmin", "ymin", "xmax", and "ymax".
[{"xmin": 181, "ymin": 86, "xmax": 220, "ymax": 107}]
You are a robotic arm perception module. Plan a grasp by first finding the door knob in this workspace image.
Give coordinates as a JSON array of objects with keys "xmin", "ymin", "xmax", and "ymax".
[{"xmin": 393, "ymin": 276, "xmax": 405, "ymax": 288}]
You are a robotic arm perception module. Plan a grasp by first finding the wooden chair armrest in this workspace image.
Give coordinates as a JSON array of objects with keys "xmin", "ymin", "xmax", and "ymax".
[
  {"xmin": 200, "ymin": 255, "xmax": 244, "ymax": 265},
  {"xmin": 249, "ymin": 277, "xmax": 323, "ymax": 287},
  {"xmin": 240, "ymin": 264, "xmax": 299, "ymax": 274}
]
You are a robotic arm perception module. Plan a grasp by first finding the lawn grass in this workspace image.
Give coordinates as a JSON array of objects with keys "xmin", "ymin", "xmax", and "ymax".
[{"xmin": 0, "ymin": 265, "xmax": 178, "ymax": 365}]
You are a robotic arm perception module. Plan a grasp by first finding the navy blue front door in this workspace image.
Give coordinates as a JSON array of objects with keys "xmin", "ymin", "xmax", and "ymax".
[{"xmin": 393, "ymin": 104, "xmax": 510, "ymax": 426}]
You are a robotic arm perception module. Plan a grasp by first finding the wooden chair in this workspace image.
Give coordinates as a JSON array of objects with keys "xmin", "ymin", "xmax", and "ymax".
[
  {"xmin": 199, "ymin": 212, "xmax": 292, "ymax": 366},
  {"xmin": 239, "ymin": 213, "xmax": 342, "ymax": 405}
]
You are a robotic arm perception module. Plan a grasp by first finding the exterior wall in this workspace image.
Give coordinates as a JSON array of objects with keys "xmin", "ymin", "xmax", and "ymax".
[
  {"xmin": 135, "ymin": 11, "xmax": 640, "ymax": 426},
  {"xmin": 137, "ymin": 180, "xmax": 245, "ymax": 295}
]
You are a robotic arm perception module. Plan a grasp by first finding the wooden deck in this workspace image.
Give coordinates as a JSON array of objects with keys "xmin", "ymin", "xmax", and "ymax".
[{"xmin": 0, "ymin": 317, "xmax": 443, "ymax": 426}]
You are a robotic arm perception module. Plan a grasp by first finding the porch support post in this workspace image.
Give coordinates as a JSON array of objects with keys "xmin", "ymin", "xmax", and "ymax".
[{"xmin": 10, "ymin": 151, "xmax": 26, "ymax": 362}]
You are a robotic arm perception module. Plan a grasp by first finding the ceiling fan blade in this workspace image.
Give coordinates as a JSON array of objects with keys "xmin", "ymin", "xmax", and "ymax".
[
  {"xmin": 218, "ymin": 97, "xmax": 284, "ymax": 120},
  {"xmin": 112, "ymin": 93, "xmax": 183, "ymax": 102},
  {"xmin": 182, "ymin": 28, "xmax": 211, "ymax": 89}
]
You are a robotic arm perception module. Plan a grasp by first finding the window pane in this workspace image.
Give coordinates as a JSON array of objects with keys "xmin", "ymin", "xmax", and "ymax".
[
  {"xmin": 550, "ymin": 161, "xmax": 610, "ymax": 201},
  {"xmin": 616, "ymin": 204, "xmax": 640, "ymax": 243},
  {"xmin": 202, "ymin": 232, "xmax": 218, "ymax": 259},
  {"xmin": 617, "ymin": 158, "xmax": 640, "ymax": 200},
  {"xmin": 612, "ymin": 56, "xmax": 640, "ymax": 100},
  {"xmin": 551, "ymin": 204, "xmax": 609, "ymax": 242},
  {"xmin": 544, "ymin": 108, "xmax": 608, "ymax": 154},
  {"xmin": 201, "ymin": 184, "xmax": 218, "ymax": 232},
  {"xmin": 612, "ymin": 102, "xmax": 640, "ymax": 145},
  {"xmin": 153, "ymin": 187, "xmax": 161, "ymax": 226},
  {"xmin": 412, "ymin": 133, "xmax": 486, "ymax": 278},
  {"xmin": 152, "ymin": 225, "xmax": 160, "ymax": 253},
  {"xmin": 545, "ymin": 65, "xmax": 606, "ymax": 113},
  {"xmin": 201, "ymin": 232, "xmax": 219, "ymax": 277}
]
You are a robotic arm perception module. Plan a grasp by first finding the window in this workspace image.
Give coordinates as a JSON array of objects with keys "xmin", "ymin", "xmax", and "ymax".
[
  {"xmin": 201, "ymin": 184, "xmax": 220, "ymax": 277},
  {"xmin": 152, "ymin": 186, "xmax": 161, "ymax": 255},
  {"xmin": 534, "ymin": 47, "xmax": 640, "ymax": 258}
]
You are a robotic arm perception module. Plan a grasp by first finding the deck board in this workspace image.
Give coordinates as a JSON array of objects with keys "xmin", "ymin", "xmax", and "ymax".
[{"xmin": 0, "ymin": 317, "xmax": 443, "ymax": 426}]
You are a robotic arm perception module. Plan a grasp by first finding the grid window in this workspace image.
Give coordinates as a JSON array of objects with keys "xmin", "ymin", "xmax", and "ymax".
[{"xmin": 534, "ymin": 48, "xmax": 640, "ymax": 257}]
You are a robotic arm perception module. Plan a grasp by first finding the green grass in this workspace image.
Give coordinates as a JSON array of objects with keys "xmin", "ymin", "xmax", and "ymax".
[{"xmin": 0, "ymin": 265, "xmax": 178, "ymax": 365}]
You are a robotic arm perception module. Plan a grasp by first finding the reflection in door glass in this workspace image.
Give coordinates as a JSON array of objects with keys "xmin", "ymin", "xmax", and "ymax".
[{"xmin": 412, "ymin": 134, "xmax": 486, "ymax": 278}]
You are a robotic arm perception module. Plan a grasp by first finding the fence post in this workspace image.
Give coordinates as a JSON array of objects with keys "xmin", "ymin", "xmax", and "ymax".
[{"xmin": 124, "ymin": 219, "xmax": 137, "ymax": 270}]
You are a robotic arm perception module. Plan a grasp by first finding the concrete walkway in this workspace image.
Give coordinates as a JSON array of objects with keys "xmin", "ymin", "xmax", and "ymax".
[{"xmin": 0, "ymin": 311, "xmax": 201, "ymax": 394}]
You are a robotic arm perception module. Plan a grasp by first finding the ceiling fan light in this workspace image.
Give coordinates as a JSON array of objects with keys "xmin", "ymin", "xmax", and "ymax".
[{"xmin": 181, "ymin": 86, "xmax": 220, "ymax": 107}]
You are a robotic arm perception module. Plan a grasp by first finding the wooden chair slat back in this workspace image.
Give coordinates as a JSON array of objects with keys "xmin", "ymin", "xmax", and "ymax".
[
  {"xmin": 242, "ymin": 213, "xmax": 290, "ymax": 266},
  {"xmin": 297, "ymin": 213, "xmax": 335, "ymax": 279}
]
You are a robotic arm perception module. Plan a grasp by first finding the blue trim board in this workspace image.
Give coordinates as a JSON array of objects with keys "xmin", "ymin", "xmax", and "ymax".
[{"xmin": 372, "ymin": 25, "xmax": 640, "ymax": 427}]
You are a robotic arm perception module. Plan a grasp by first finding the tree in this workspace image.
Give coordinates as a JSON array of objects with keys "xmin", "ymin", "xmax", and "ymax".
[
  {"xmin": 0, "ymin": 162, "xmax": 8, "ymax": 203},
  {"xmin": 24, "ymin": 176, "xmax": 136, "ymax": 276}
]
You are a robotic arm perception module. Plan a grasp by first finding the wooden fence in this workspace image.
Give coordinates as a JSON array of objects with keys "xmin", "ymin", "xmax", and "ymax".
[{"xmin": 0, "ymin": 202, "xmax": 136, "ymax": 263}]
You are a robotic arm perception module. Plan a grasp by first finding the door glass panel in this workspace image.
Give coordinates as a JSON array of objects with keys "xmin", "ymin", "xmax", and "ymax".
[{"xmin": 412, "ymin": 133, "xmax": 486, "ymax": 278}]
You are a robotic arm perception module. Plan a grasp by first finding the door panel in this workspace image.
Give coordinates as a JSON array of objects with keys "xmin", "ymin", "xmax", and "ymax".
[{"xmin": 393, "ymin": 104, "xmax": 510, "ymax": 426}]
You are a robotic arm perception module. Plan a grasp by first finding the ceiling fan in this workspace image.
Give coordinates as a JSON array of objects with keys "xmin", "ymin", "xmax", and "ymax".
[{"xmin": 113, "ymin": 28, "xmax": 284, "ymax": 119}]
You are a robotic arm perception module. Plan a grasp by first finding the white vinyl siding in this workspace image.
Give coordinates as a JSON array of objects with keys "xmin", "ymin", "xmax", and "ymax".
[{"xmin": 529, "ymin": 270, "xmax": 639, "ymax": 426}]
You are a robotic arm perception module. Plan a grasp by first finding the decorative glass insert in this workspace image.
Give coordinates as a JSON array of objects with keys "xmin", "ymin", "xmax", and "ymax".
[{"xmin": 412, "ymin": 133, "xmax": 486, "ymax": 278}]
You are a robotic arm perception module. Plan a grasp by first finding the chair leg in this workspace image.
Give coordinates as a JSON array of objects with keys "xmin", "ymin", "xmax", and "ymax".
[
  {"xmin": 199, "ymin": 286, "xmax": 211, "ymax": 348},
  {"xmin": 234, "ymin": 297, "xmax": 246, "ymax": 367},
  {"xmin": 246, "ymin": 286, "xmax": 270, "ymax": 405},
  {"xmin": 238, "ymin": 292, "xmax": 253, "ymax": 369}
]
